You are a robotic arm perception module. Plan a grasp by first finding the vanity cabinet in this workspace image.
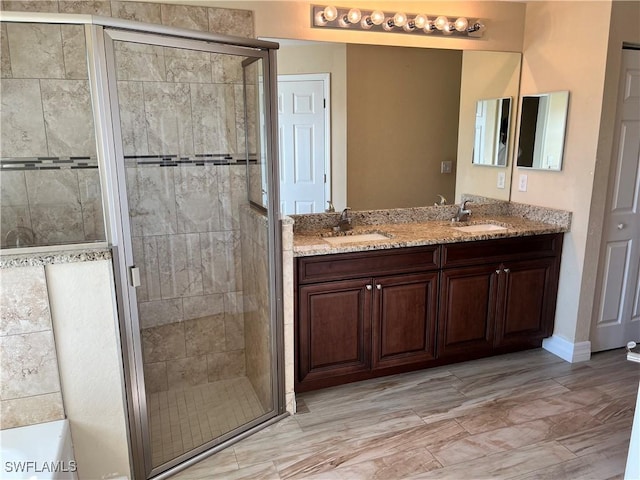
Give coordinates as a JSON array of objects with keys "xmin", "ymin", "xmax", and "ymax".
[
  {"xmin": 438, "ymin": 234, "xmax": 563, "ymax": 360},
  {"xmin": 296, "ymin": 246, "xmax": 440, "ymax": 392},
  {"xmin": 295, "ymin": 233, "xmax": 564, "ymax": 392}
]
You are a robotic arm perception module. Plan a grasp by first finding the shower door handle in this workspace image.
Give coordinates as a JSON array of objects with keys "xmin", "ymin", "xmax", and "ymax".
[{"xmin": 129, "ymin": 266, "xmax": 141, "ymax": 288}]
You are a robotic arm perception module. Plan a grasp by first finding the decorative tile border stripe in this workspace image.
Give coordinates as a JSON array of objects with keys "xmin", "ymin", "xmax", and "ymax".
[
  {"xmin": 0, "ymin": 154, "xmax": 259, "ymax": 171},
  {"xmin": 124, "ymin": 154, "xmax": 259, "ymax": 167},
  {"xmin": 1, "ymin": 156, "xmax": 99, "ymax": 171}
]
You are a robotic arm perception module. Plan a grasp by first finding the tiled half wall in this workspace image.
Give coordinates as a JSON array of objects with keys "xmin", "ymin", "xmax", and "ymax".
[{"xmin": 0, "ymin": 266, "xmax": 65, "ymax": 429}]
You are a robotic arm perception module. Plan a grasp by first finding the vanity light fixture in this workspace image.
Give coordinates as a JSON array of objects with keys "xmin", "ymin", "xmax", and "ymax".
[{"xmin": 311, "ymin": 5, "xmax": 485, "ymax": 37}]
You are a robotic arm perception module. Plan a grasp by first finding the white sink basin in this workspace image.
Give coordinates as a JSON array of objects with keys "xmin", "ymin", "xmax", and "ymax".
[
  {"xmin": 323, "ymin": 233, "xmax": 389, "ymax": 245},
  {"xmin": 451, "ymin": 223, "xmax": 508, "ymax": 233}
]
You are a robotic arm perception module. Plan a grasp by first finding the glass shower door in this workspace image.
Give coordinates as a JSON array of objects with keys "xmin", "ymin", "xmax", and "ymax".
[{"xmin": 104, "ymin": 30, "xmax": 279, "ymax": 477}]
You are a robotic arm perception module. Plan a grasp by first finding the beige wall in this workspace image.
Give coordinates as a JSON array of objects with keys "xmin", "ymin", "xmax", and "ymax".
[
  {"xmin": 277, "ymin": 42, "xmax": 348, "ymax": 211},
  {"xmin": 175, "ymin": 1, "xmax": 526, "ymax": 53},
  {"xmin": 347, "ymin": 44, "xmax": 461, "ymax": 210},
  {"xmin": 511, "ymin": 1, "xmax": 613, "ymax": 344},
  {"xmin": 456, "ymin": 50, "xmax": 521, "ymax": 202}
]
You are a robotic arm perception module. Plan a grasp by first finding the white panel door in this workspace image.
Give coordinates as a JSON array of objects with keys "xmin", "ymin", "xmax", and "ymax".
[
  {"xmin": 592, "ymin": 48, "xmax": 640, "ymax": 351},
  {"xmin": 278, "ymin": 75, "xmax": 328, "ymax": 214}
]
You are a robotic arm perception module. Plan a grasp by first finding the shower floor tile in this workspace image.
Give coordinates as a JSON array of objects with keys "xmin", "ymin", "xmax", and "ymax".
[{"xmin": 148, "ymin": 376, "xmax": 266, "ymax": 467}]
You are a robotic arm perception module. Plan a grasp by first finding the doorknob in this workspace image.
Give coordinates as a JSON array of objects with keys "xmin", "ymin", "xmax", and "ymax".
[{"xmin": 618, "ymin": 223, "xmax": 626, "ymax": 230}]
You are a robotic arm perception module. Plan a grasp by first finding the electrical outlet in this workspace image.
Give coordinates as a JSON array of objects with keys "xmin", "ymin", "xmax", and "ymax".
[
  {"xmin": 518, "ymin": 173, "xmax": 528, "ymax": 192},
  {"xmin": 441, "ymin": 161, "xmax": 452, "ymax": 174},
  {"xmin": 497, "ymin": 171, "xmax": 506, "ymax": 189}
]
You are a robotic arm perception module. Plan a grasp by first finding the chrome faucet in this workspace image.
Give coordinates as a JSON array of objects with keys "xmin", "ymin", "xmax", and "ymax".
[
  {"xmin": 453, "ymin": 200, "xmax": 472, "ymax": 222},
  {"xmin": 338, "ymin": 207, "xmax": 353, "ymax": 231}
]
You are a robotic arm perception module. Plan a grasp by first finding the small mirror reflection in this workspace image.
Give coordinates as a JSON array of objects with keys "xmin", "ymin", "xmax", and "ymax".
[
  {"xmin": 517, "ymin": 91, "xmax": 569, "ymax": 170},
  {"xmin": 472, "ymin": 97, "xmax": 512, "ymax": 167}
]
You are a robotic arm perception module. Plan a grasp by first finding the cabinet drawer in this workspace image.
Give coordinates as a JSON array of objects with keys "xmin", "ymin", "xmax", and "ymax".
[
  {"xmin": 441, "ymin": 233, "xmax": 563, "ymax": 268},
  {"xmin": 297, "ymin": 245, "xmax": 440, "ymax": 284}
]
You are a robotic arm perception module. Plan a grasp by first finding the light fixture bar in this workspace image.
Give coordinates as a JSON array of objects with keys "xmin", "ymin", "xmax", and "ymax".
[{"xmin": 311, "ymin": 5, "xmax": 485, "ymax": 37}]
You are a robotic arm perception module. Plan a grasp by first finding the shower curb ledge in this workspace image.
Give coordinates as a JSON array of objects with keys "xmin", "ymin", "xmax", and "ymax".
[{"xmin": 0, "ymin": 247, "xmax": 112, "ymax": 268}]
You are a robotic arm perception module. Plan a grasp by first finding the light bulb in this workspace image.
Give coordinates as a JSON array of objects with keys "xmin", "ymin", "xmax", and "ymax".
[
  {"xmin": 314, "ymin": 10, "xmax": 328, "ymax": 26},
  {"xmin": 413, "ymin": 14, "xmax": 428, "ymax": 29},
  {"xmin": 361, "ymin": 16, "xmax": 373, "ymax": 29},
  {"xmin": 347, "ymin": 8, "xmax": 362, "ymax": 23},
  {"xmin": 382, "ymin": 17, "xmax": 394, "ymax": 31},
  {"xmin": 435, "ymin": 15, "xmax": 449, "ymax": 30},
  {"xmin": 454, "ymin": 17, "xmax": 469, "ymax": 32},
  {"xmin": 423, "ymin": 19, "xmax": 434, "ymax": 33},
  {"xmin": 393, "ymin": 12, "xmax": 408, "ymax": 27},
  {"xmin": 370, "ymin": 10, "xmax": 385, "ymax": 25},
  {"xmin": 443, "ymin": 23, "xmax": 454, "ymax": 35},
  {"xmin": 323, "ymin": 5, "xmax": 338, "ymax": 22}
]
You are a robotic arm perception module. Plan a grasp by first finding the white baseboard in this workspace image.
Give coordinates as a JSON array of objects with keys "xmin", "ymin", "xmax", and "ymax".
[{"xmin": 542, "ymin": 335, "xmax": 591, "ymax": 363}]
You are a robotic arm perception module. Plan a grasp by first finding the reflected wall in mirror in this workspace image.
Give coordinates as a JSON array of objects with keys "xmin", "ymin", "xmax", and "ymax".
[
  {"xmin": 516, "ymin": 91, "xmax": 569, "ymax": 170},
  {"xmin": 456, "ymin": 51, "xmax": 522, "ymax": 202},
  {"xmin": 472, "ymin": 97, "xmax": 512, "ymax": 167},
  {"xmin": 274, "ymin": 39, "xmax": 522, "ymax": 210}
]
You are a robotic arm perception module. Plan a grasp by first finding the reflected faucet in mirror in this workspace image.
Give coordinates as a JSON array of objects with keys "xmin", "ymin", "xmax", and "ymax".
[{"xmin": 435, "ymin": 194, "xmax": 448, "ymax": 206}]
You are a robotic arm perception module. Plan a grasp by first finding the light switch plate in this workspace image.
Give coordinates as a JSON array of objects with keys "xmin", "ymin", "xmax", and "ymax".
[
  {"xmin": 518, "ymin": 173, "xmax": 528, "ymax": 192},
  {"xmin": 441, "ymin": 161, "xmax": 452, "ymax": 174},
  {"xmin": 497, "ymin": 171, "xmax": 506, "ymax": 189}
]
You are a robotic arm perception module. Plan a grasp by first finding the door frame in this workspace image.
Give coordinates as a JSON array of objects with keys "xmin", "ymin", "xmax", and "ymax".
[
  {"xmin": 89, "ymin": 24, "xmax": 285, "ymax": 480},
  {"xmin": 277, "ymin": 73, "xmax": 332, "ymax": 210}
]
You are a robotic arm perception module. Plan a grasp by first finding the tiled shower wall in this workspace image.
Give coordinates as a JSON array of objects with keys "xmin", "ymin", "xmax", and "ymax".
[
  {"xmin": 134, "ymin": 163, "xmax": 251, "ymax": 393},
  {"xmin": 0, "ymin": 0, "xmax": 256, "ymax": 249},
  {"xmin": 109, "ymin": 3, "xmax": 257, "ymax": 394},
  {"xmin": 241, "ymin": 206, "xmax": 272, "ymax": 410},
  {"xmin": 0, "ymin": 20, "xmax": 104, "ymax": 248}
]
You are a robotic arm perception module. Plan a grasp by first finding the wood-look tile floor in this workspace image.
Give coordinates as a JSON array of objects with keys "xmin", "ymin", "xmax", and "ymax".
[{"xmin": 171, "ymin": 348, "xmax": 639, "ymax": 479}]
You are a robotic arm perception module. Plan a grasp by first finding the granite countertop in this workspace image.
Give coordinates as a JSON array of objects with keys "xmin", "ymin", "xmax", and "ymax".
[{"xmin": 292, "ymin": 199, "xmax": 572, "ymax": 257}]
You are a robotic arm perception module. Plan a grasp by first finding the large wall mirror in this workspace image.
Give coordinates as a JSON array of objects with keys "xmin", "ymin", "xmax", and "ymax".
[
  {"xmin": 273, "ymin": 39, "xmax": 522, "ymax": 211},
  {"xmin": 473, "ymin": 97, "xmax": 512, "ymax": 167},
  {"xmin": 516, "ymin": 91, "xmax": 569, "ymax": 171}
]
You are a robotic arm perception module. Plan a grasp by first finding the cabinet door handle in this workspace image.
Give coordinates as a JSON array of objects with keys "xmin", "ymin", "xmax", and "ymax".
[
  {"xmin": 376, "ymin": 284, "xmax": 382, "ymax": 290},
  {"xmin": 618, "ymin": 223, "xmax": 626, "ymax": 230},
  {"xmin": 496, "ymin": 269, "xmax": 501, "ymax": 275},
  {"xmin": 504, "ymin": 268, "xmax": 511, "ymax": 273},
  {"xmin": 366, "ymin": 284, "xmax": 372, "ymax": 290}
]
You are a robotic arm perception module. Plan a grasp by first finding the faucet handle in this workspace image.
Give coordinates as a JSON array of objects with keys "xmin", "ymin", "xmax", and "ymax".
[{"xmin": 326, "ymin": 200, "xmax": 335, "ymax": 213}]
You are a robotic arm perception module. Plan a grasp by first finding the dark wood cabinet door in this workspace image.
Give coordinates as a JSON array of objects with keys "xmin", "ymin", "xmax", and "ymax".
[
  {"xmin": 297, "ymin": 278, "xmax": 372, "ymax": 388},
  {"xmin": 372, "ymin": 272, "xmax": 438, "ymax": 369},
  {"xmin": 438, "ymin": 264, "xmax": 499, "ymax": 358},
  {"xmin": 495, "ymin": 257, "xmax": 558, "ymax": 347}
]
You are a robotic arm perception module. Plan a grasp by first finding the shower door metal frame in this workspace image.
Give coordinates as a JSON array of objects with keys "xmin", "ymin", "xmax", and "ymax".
[{"xmin": 98, "ymin": 28, "xmax": 285, "ymax": 479}]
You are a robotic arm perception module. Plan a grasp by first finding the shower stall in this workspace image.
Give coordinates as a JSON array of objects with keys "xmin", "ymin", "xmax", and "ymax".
[{"xmin": 1, "ymin": 10, "xmax": 283, "ymax": 479}]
